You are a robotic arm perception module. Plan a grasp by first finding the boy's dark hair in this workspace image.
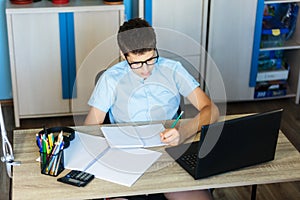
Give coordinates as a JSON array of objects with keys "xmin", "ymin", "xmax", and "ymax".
[{"xmin": 117, "ymin": 18, "xmax": 156, "ymax": 56}]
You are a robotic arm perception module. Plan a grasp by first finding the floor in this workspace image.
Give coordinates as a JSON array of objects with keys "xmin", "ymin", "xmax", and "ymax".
[{"xmin": 1, "ymin": 98, "xmax": 300, "ymax": 200}]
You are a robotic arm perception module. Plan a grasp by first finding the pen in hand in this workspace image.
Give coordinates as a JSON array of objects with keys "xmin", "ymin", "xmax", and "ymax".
[
  {"xmin": 160, "ymin": 111, "xmax": 184, "ymax": 142},
  {"xmin": 170, "ymin": 111, "xmax": 184, "ymax": 128}
]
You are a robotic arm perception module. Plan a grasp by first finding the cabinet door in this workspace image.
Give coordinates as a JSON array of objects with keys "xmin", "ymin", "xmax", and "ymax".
[
  {"xmin": 11, "ymin": 13, "xmax": 70, "ymax": 116},
  {"xmin": 206, "ymin": 0, "xmax": 258, "ymax": 102},
  {"xmin": 151, "ymin": 0, "xmax": 205, "ymax": 84},
  {"xmin": 71, "ymin": 10, "xmax": 122, "ymax": 113}
]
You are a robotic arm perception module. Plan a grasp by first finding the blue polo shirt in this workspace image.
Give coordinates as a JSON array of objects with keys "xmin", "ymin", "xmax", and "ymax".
[{"xmin": 88, "ymin": 57, "xmax": 199, "ymax": 123}]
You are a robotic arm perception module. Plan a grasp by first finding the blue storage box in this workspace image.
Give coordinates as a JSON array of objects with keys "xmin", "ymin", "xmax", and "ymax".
[
  {"xmin": 260, "ymin": 17, "xmax": 289, "ymax": 48},
  {"xmin": 256, "ymin": 60, "xmax": 290, "ymax": 82},
  {"xmin": 260, "ymin": 3, "xmax": 299, "ymax": 48}
]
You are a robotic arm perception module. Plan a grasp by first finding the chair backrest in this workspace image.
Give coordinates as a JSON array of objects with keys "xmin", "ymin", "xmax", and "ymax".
[
  {"xmin": 95, "ymin": 69, "xmax": 106, "ymax": 86},
  {"xmin": 95, "ymin": 70, "xmax": 111, "ymax": 124},
  {"xmin": 94, "ymin": 69, "xmax": 184, "ymax": 124}
]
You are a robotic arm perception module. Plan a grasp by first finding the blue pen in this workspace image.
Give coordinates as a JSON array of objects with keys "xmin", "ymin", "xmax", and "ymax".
[
  {"xmin": 171, "ymin": 111, "xmax": 184, "ymax": 128},
  {"xmin": 36, "ymin": 134, "xmax": 43, "ymax": 152}
]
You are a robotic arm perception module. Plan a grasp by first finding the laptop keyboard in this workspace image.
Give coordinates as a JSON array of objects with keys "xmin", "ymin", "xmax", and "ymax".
[{"xmin": 180, "ymin": 153, "xmax": 198, "ymax": 170}]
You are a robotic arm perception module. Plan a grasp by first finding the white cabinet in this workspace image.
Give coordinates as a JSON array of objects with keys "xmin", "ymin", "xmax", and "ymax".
[
  {"xmin": 8, "ymin": 13, "xmax": 68, "ymax": 117},
  {"xmin": 72, "ymin": 10, "xmax": 122, "ymax": 113},
  {"xmin": 206, "ymin": 0, "xmax": 258, "ymax": 102},
  {"xmin": 143, "ymin": 0, "xmax": 255, "ymax": 103},
  {"xmin": 6, "ymin": 1, "xmax": 124, "ymax": 127},
  {"xmin": 146, "ymin": 0, "xmax": 300, "ymax": 103},
  {"xmin": 150, "ymin": 0, "xmax": 207, "ymax": 85},
  {"xmin": 144, "ymin": 0, "xmax": 259, "ymax": 102}
]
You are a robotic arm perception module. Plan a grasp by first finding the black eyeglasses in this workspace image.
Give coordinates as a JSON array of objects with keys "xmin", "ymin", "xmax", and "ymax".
[{"xmin": 125, "ymin": 49, "xmax": 159, "ymax": 69}]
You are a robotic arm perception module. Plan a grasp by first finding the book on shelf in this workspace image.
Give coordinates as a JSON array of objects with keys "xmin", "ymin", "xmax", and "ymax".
[
  {"xmin": 254, "ymin": 80, "xmax": 287, "ymax": 98},
  {"xmin": 254, "ymin": 89, "xmax": 287, "ymax": 98}
]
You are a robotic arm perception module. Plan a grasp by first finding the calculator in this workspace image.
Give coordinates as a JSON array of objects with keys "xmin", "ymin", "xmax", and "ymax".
[{"xmin": 57, "ymin": 170, "xmax": 94, "ymax": 187}]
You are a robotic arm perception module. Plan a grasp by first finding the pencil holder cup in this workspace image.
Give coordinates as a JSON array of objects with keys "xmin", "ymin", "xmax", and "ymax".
[
  {"xmin": 36, "ymin": 127, "xmax": 75, "ymax": 176},
  {"xmin": 40, "ymin": 149, "xmax": 64, "ymax": 177},
  {"xmin": 36, "ymin": 126, "xmax": 74, "ymax": 176}
]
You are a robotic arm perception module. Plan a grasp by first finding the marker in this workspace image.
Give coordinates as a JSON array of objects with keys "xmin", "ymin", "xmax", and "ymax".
[
  {"xmin": 170, "ymin": 111, "xmax": 184, "ymax": 128},
  {"xmin": 36, "ymin": 134, "xmax": 42, "ymax": 152},
  {"xmin": 48, "ymin": 133, "xmax": 54, "ymax": 150}
]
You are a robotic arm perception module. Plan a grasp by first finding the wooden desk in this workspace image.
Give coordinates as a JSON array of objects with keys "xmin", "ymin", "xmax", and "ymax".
[{"xmin": 12, "ymin": 121, "xmax": 300, "ymax": 200}]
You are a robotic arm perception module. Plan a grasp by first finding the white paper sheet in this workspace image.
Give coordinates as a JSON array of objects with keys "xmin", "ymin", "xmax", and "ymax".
[
  {"xmin": 64, "ymin": 131, "xmax": 161, "ymax": 187},
  {"xmin": 101, "ymin": 124, "xmax": 166, "ymax": 148},
  {"xmin": 64, "ymin": 131, "xmax": 109, "ymax": 170}
]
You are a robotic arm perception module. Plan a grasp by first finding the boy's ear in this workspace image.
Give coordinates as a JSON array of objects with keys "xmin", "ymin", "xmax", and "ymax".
[{"xmin": 120, "ymin": 51, "xmax": 125, "ymax": 60}]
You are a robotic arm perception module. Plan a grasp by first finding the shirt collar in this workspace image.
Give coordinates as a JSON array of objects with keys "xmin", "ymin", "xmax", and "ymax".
[{"xmin": 128, "ymin": 64, "xmax": 158, "ymax": 83}]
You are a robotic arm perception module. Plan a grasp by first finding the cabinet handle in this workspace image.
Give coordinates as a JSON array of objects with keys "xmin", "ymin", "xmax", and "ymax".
[
  {"xmin": 59, "ymin": 12, "xmax": 77, "ymax": 99},
  {"xmin": 144, "ymin": 0, "xmax": 152, "ymax": 25}
]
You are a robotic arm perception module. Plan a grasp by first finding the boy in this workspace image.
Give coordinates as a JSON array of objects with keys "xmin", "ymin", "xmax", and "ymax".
[{"xmin": 85, "ymin": 18, "xmax": 218, "ymax": 200}]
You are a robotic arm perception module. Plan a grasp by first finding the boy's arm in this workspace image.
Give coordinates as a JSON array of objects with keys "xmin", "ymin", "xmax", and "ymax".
[
  {"xmin": 179, "ymin": 87, "xmax": 219, "ymax": 141},
  {"xmin": 161, "ymin": 87, "xmax": 219, "ymax": 145},
  {"xmin": 84, "ymin": 107, "xmax": 107, "ymax": 125},
  {"xmin": 188, "ymin": 87, "xmax": 219, "ymax": 127}
]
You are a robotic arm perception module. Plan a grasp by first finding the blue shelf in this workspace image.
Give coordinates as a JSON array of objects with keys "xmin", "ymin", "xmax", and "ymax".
[{"xmin": 250, "ymin": 0, "xmax": 265, "ymax": 87}]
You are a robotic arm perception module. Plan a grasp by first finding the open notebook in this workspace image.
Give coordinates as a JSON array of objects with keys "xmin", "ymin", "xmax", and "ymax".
[{"xmin": 64, "ymin": 131, "xmax": 161, "ymax": 187}]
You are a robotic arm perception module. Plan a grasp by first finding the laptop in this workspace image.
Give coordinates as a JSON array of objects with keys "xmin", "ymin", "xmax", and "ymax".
[{"xmin": 165, "ymin": 109, "xmax": 283, "ymax": 179}]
